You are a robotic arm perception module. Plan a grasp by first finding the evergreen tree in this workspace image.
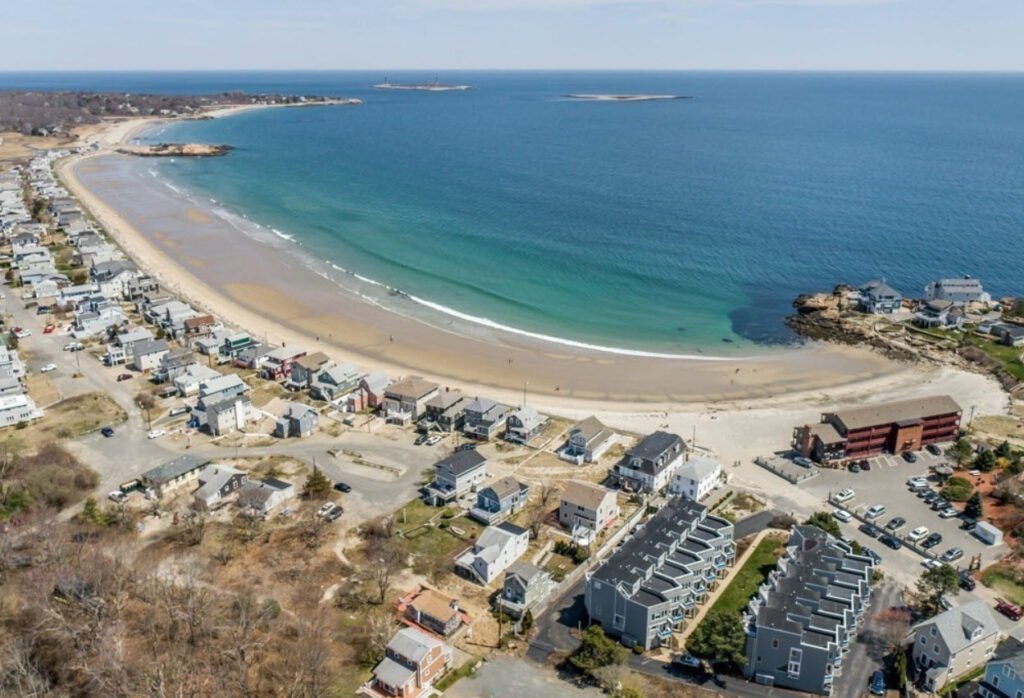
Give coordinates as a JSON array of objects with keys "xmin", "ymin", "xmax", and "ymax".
[
  {"xmin": 965, "ymin": 492, "xmax": 984, "ymax": 520},
  {"xmin": 302, "ymin": 466, "xmax": 332, "ymax": 500},
  {"xmin": 688, "ymin": 612, "xmax": 747, "ymax": 671},
  {"xmin": 804, "ymin": 511, "xmax": 842, "ymax": 538}
]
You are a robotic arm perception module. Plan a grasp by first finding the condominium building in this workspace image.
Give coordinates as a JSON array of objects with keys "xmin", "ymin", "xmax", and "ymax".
[
  {"xmin": 742, "ymin": 526, "xmax": 874, "ymax": 695},
  {"xmin": 584, "ymin": 497, "xmax": 735, "ymax": 650}
]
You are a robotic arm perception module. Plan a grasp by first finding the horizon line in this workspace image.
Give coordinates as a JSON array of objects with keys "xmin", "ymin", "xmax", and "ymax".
[{"xmin": 2, "ymin": 68, "xmax": 1024, "ymax": 75}]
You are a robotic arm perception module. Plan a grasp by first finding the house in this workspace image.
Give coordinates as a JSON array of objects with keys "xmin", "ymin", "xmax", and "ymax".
[
  {"xmin": 154, "ymin": 348, "xmax": 197, "ymax": 383},
  {"xmin": 0, "ymin": 374, "xmax": 23, "ymax": 398},
  {"xmin": 114, "ymin": 327, "xmax": 155, "ymax": 358},
  {"xmin": 400, "ymin": 587, "xmax": 463, "ymax": 638},
  {"xmin": 914, "ymin": 299, "xmax": 965, "ymax": 329},
  {"xmin": 130, "ymin": 338, "xmax": 170, "ymax": 373},
  {"xmin": 309, "ymin": 362, "xmax": 361, "ymax": 401},
  {"xmin": 559, "ymin": 416, "xmax": 616, "ymax": 464},
  {"xmin": 366, "ymin": 627, "xmax": 453, "ymax": 698},
  {"xmin": 586, "ymin": 497, "xmax": 735, "ymax": 650},
  {"xmin": 357, "ymin": 372, "xmax": 392, "ymax": 410},
  {"xmin": 140, "ymin": 455, "xmax": 210, "ymax": 498},
  {"xmin": 614, "ymin": 431, "xmax": 687, "ymax": 493},
  {"xmin": 669, "ymin": 456, "xmax": 724, "ymax": 502},
  {"xmin": 197, "ymin": 373, "xmax": 249, "ymax": 404},
  {"xmin": 260, "ymin": 345, "xmax": 308, "ymax": 380},
  {"xmin": 454, "ymin": 522, "xmax": 530, "ymax": 585},
  {"xmin": 382, "ymin": 378, "xmax": 439, "ymax": 423},
  {"xmin": 72, "ymin": 304, "xmax": 125, "ymax": 338},
  {"xmin": 287, "ymin": 351, "xmax": 331, "ymax": 390},
  {"xmin": 274, "ymin": 402, "xmax": 319, "ymax": 438},
  {"xmin": 499, "ymin": 561, "xmax": 556, "ymax": 620},
  {"xmin": 124, "ymin": 275, "xmax": 159, "ymax": 300},
  {"xmin": 978, "ymin": 638, "xmax": 1024, "ymax": 698},
  {"xmin": 236, "ymin": 478, "xmax": 295, "ymax": 517},
  {"xmin": 558, "ymin": 480, "xmax": 620, "ymax": 543},
  {"xmin": 859, "ymin": 279, "xmax": 903, "ymax": 314},
  {"xmin": 201, "ymin": 395, "xmax": 254, "ymax": 436},
  {"xmin": 182, "ymin": 314, "xmax": 218, "ymax": 340},
  {"xmin": 234, "ymin": 342, "xmax": 273, "ymax": 369},
  {"xmin": 0, "ymin": 345, "xmax": 26, "ymax": 379},
  {"xmin": 912, "ymin": 600, "xmax": 1000, "ymax": 693},
  {"xmin": 999, "ymin": 325, "xmax": 1024, "ymax": 348},
  {"xmin": 743, "ymin": 526, "xmax": 874, "ymax": 695},
  {"xmin": 469, "ymin": 477, "xmax": 529, "ymax": 525},
  {"xmin": 462, "ymin": 397, "xmax": 509, "ymax": 440},
  {"xmin": 505, "ymin": 406, "xmax": 548, "ymax": 444},
  {"xmin": 419, "ymin": 389, "xmax": 466, "ymax": 433},
  {"xmin": 794, "ymin": 395, "xmax": 962, "ymax": 464},
  {"xmin": 925, "ymin": 276, "xmax": 991, "ymax": 305},
  {"xmin": 0, "ymin": 393, "xmax": 43, "ymax": 428},
  {"xmin": 173, "ymin": 364, "xmax": 221, "ymax": 397},
  {"xmin": 192, "ymin": 464, "xmax": 248, "ymax": 511},
  {"xmin": 221, "ymin": 332, "xmax": 253, "ymax": 357},
  {"xmin": 428, "ymin": 450, "xmax": 488, "ymax": 504},
  {"xmin": 90, "ymin": 260, "xmax": 139, "ymax": 298}
]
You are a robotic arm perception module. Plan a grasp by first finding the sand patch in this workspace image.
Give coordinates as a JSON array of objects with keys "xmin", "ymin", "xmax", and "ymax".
[
  {"xmin": 223, "ymin": 282, "xmax": 316, "ymax": 322},
  {"xmin": 185, "ymin": 207, "xmax": 212, "ymax": 224}
]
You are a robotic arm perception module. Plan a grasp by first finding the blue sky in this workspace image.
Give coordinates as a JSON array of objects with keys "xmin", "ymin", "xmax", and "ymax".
[{"xmin": 1, "ymin": 0, "xmax": 1021, "ymax": 71}]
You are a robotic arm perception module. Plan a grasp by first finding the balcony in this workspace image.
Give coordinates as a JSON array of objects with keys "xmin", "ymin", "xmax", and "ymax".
[{"xmin": 657, "ymin": 625, "xmax": 674, "ymax": 639}]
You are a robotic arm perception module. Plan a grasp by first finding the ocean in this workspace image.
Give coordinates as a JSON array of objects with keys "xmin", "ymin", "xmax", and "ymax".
[{"xmin": 9, "ymin": 71, "xmax": 1024, "ymax": 354}]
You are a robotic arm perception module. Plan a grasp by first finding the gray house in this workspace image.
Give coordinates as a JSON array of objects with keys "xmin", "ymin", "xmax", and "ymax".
[
  {"xmin": 504, "ymin": 406, "xmax": 547, "ymax": 444},
  {"xmin": 420, "ymin": 389, "xmax": 466, "ymax": 433},
  {"xmin": 912, "ymin": 600, "xmax": 1000, "ymax": 693},
  {"xmin": 427, "ymin": 450, "xmax": 487, "ymax": 504},
  {"xmin": 859, "ymin": 279, "xmax": 903, "ymax": 314},
  {"xmin": 742, "ymin": 526, "xmax": 874, "ymax": 695},
  {"xmin": 499, "ymin": 561, "xmax": 556, "ymax": 620},
  {"xmin": 154, "ymin": 348, "xmax": 197, "ymax": 383},
  {"xmin": 585, "ymin": 497, "xmax": 735, "ymax": 650},
  {"xmin": 469, "ymin": 477, "xmax": 529, "ymax": 525},
  {"xmin": 309, "ymin": 362, "xmax": 361, "ymax": 401},
  {"xmin": 274, "ymin": 402, "xmax": 319, "ymax": 438},
  {"xmin": 559, "ymin": 416, "xmax": 616, "ymax": 464},
  {"xmin": 614, "ymin": 431, "xmax": 686, "ymax": 493},
  {"xmin": 140, "ymin": 455, "xmax": 210, "ymax": 498},
  {"xmin": 192, "ymin": 464, "xmax": 248, "ymax": 512},
  {"xmin": 925, "ymin": 276, "xmax": 990, "ymax": 305},
  {"xmin": 462, "ymin": 397, "xmax": 509, "ymax": 440},
  {"xmin": 286, "ymin": 351, "xmax": 331, "ymax": 390}
]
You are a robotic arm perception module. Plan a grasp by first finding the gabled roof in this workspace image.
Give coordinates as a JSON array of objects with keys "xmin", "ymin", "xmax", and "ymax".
[
  {"xmin": 561, "ymin": 480, "xmax": 614, "ymax": 512},
  {"xmin": 628, "ymin": 431, "xmax": 684, "ymax": 464},
  {"xmin": 436, "ymin": 449, "xmax": 486, "ymax": 476},
  {"xmin": 194, "ymin": 465, "xmax": 246, "ymax": 501},
  {"xmin": 481, "ymin": 477, "xmax": 527, "ymax": 501},
  {"xmin": 570, "ymin": 416, "xmax": 615, "ymax": 448},
  {"xmin": 142, "ymin": 455, "xmax": 210, "ymax": 486},
  {"xmin": 913, "ymin": 600, "xmax": 999, "ymax": 656},
  {"xmin": 676, "ymin": 457, "xmax": 722, "ymax": 483},
  {"xmin": 132, "ymin": 338, "xmax": 169, "ymax": 356},
  {"xmin": 408, "ymin": 588, "xmax": 459, "ymax": 624},
  {"xmin": 386, "ymin": 626, "xmax": 443, "ymax": 663},
  {"xmin": 386, "ymin": 377, "xmax": 438, "ymax": 401},
  {"xmin": 294, "ymin": 351, "xmax": 330, "ymax": 371},
  {"xmin": 506, "ymin": 560, "xmax": 546, "ymax": 586},
  {"xmin": 361, "ymin": 372, "xmax": 391, "ymax": 394}
]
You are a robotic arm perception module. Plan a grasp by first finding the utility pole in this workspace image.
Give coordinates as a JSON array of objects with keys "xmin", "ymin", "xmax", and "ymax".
[{"xmin": 523, "ymin": 381, "xmax": 528, "ymax": 407}]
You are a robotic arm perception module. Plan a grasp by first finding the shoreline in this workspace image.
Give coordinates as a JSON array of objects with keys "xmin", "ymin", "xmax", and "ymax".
[{"xmin": 54, "ymin": 111, "xmax": 991, "ymax": 415}]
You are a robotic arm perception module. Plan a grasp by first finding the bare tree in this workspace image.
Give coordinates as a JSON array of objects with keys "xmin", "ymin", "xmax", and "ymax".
[
  {"xmin": 874, "ymin": 607, "xmax": 912, "ymax": 653},
  {"xmin": 353, "ymin": 606, "xmax": 395, "ymax": 664},
  {"xmin": 526, "ymin": 482, "xmax": 559, "ymax": 538},
  {"xmin": 370, "ymin": 541, "xmax": 406, "ymax": 604}
]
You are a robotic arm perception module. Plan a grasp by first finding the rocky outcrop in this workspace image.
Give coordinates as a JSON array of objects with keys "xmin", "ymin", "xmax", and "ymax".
[{"xmin": 116, "ymin": 143, "xmax": 231, "ymax": 157}]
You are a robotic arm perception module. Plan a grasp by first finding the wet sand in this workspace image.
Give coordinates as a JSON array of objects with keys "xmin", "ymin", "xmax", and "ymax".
[{"xmin": 59, "ymin": 142, "xmax": 916, "ymax": 409}]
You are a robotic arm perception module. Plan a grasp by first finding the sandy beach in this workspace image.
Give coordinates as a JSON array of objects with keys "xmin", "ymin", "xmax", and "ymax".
[{"xmin": 54, "ymin": 111, "xmax": 1010, "ymax": 431}]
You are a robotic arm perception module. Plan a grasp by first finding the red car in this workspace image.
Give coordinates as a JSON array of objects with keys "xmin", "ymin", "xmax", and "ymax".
[
  {"xmin": 996, "ymin": 599, "xmax": 1023, "ymax": 621},
  {"xmin": 43, "ymin": 324, "xmax": 56, "ymax": 334}
]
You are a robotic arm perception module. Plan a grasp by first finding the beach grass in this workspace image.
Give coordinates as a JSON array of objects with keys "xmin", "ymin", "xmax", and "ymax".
[{"xmin": 704, "ymin": 535, "xmax": 785, "ymax": 618}]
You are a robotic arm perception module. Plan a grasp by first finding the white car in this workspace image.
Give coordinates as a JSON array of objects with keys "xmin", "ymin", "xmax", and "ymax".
[
  {"xmin": 833, "ymin": 509, "xmax": 852, "ymax": 523},
  {"xmin": 922, "ymin": 559, "xmax": 943, "ymax": 570},
  {"xmin": 147, "ymin": 429, "xmax": 166, "ymax": 440},
  {"xmin": 317, "ymin": 502, "xmax": 335, "ymax": 517},
  {"xmin": 425, "ymin": 435, "xmax": 442, "ymax": 446},
  {"xmin": 39, "ymin": 363, "xmax": 57, "ymax": 373},
  {"xmin": 63, "ymin": 342, "xmax": 84, "ymax": 352},
  {"xmin": 938, "ymin": 507, "xmax": 960, "ymax": 519},
  {"xmin": 907, "ymin": 477, "xmax": 928, "ymax": 488},
  {"xmin": 14, "ymin": 328, "xmax": 32, "ymax": 339},
  {"xmin": 108, "ymin": 490, "xmax": 128, "ymax": 504},
  {"xmin": 833, "ymin": 488, "xmax": 855, "ymax": 504},
  {"xmin": 907, "ymin": 526, "xmax": 930, "ymax": 542},
  {"xmin": 865, "ymin": 504, "xmax": 887, "ymax": 520}
]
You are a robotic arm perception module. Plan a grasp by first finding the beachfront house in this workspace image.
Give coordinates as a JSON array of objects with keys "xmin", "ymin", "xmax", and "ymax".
[
  {"xmin": 260, "ymin": 345, "xmax": 308, "ymax": 380},
  {"xmin": 358, "ymin": 372, "xmax": 392, "ymax": 410},
  {"xmin": 613, "ymin": 431, "xmax": 687, "ymax": 493},
  {"xmin": 221, "ymin": 332, "xmax": 253, "ymax": 358},
  {"xmin": 192, "ymin": 464, "xmax": 248, "ymax": 512},
  {"xmin": 559, "ymin": 416, "xmax": 616, "ymax": 464},
  {"xmin": 504, "ymin": 406, "xmax": 548, "ymax": 444},
  {"xmin": 462, "ymin": 397, "xmax": 509, "ymax": 440},
  {"xmin": 90, "ymin": 260, "xmax": 140, "ymax": 299},
  {"xmin": 914, "ymin": 299, "xmax": 965, "ymax": 329},
  {"xmin": 382, "ymin": 377, "xmax": 439, "ymax": 423},
  {"xmin": 669, "ymin": 456, "xmax": 724, "ymax": 502},
  {"xmin": 427, "ymin": 450, "xmax": 487, "ymax": 504},
  {"xmin": 469, "ymin": 477, "xmax": 529, "ymax": 525},
  {"xmin": 858, "ymin": 279, "xmax": 903, "ymax": 314},
  {"xmin": 286, "ymin": 351, "xmax": 331, "ymax": 390},
  {"xmin": 182, "ymin": 314, "xmax": 218, "ymax": 341},
  {"xmin": 454, "ymin": 522, "xmax": 530, "ymax": 585},
  {"xmin": 419, "ymin": 389, "xmax": 466, "ymax": 433},
  {"xmin": 234, "ymin": 342, "xmax": 273, "ymax": 369},
  {"xmin": 925, "ymin": 276, "xmax": 991, "ymax": 305},
  {"xmin": 309, "ymin": 362, "xmax": 361, "ymax": 401}
]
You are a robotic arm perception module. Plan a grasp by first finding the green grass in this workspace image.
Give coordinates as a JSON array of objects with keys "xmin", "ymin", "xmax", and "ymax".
[
  {"xmin": 435, "ymin": 661, "xmax": 479, "ymax": 692},
  {"xmin": 964, "ymin": 336, "xmax": 1024, "ymax": 381},
  {"xmin": 706, "ymin": 536, "xmax": 785, "ymax": 617},
  {"xmin": 393, "ymin": 499, "xmax": 485, "ymax": 558},
  {"xmin": 980, "ymin": 566, "xmax": 1024, "ymax": 606}
]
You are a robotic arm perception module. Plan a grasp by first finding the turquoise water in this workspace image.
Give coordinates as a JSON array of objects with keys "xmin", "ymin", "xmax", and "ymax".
[{"xmin": 28, "ymin": 71, "xmax": 1022, "ymax": 353}]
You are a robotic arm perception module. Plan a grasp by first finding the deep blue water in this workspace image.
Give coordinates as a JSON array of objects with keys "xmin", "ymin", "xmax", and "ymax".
[{"xmin": 5, "ymin": 71, "xmax": 1022, "ymax": 352}]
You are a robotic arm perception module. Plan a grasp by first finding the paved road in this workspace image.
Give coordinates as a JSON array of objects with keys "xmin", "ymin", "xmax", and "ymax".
[
  {"xmin": 445, "ymin": 657, "xmax": 603, "ymax": 698},
  {"xmin": 627, "ymin": 656, "xmax": 807, "ymax": 698},
  {"xmin": 831, "ymin": 580, "xmax": 903, "ymax": 698}
]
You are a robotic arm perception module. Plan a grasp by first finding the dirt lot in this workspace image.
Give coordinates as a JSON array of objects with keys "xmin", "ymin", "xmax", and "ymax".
[{"xmin": 1, "ymin": 391, "xmax": 126, "ymax": 451}]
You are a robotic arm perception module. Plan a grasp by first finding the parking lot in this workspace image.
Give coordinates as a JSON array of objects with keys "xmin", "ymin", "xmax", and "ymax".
[{"xmin": 801, "ymin": 448, "xmax": 1008, "ymax": 586}]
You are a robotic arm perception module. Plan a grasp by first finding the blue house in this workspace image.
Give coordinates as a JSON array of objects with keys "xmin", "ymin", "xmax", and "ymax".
[
  {"xmin": 469, "ymin": 477, "xmax": 529, "ymax": 525},
  {"xmin": 979, "ymin": 639, "xmax": 1024, "ymax": 698}
]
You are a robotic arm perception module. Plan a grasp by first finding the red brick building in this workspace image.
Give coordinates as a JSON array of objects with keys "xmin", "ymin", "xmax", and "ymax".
[{"xmin": 794, "ymin": 395, "xmax": 962, "ymax": 463}]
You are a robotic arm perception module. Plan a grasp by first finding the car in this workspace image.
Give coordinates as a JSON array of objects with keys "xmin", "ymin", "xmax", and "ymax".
[
  {"xmin": 939, "ymin": 596, "xmax": 954, "ymax": 611},
  {"xmin": 886, "ymin": 517, "xmax": 907, "ymax": 532},
  {"xmin": 414, "ymin": 434, "xmax": 428, "ymax": 446},
  {"xmin": 426, "ymin": 435, "xmax": 442, "ymax": 446},
  {"xmin": 907, "ymin": 477, "xmax": 929, "ymax": 488},
  {"xmin": 902, "ymin": 451, "xmax": 918, "ymax": 463},
  {"xmin": 333, "ymin": 482, "xmax": 351, "ymax": 493},
  {"xmin": 39, "ymin": 363, "xmax": 56, "ymax": 373},
  {"xmin": 833, "ymin": 488, "xmax": 855, "ymax": 504},
  {"xmin": 317, "ymin": 502, "xmax": 335, "ymax": 517},
  {"xmin": 43, "ymin": 324, "xmax": 56, "ymax": 334},
  {"xmin": 939, "ymin": 507, "xmax": 959, "ymax": 519},
  {"xmin": 961, "ymin": 518, "xmax": 978, "ymax": 531},
  {"xmin": 117, "ymin": 373, "xmax": 132, "ymax": 381},
  {"xmin": 324, "ymin": 506, "xmax": 343, "ymax": 522},
  {"xmin": 454, "ymin": 442, "xmax": 476, "ymax": 452},
  {"xmin": 168, "ymin": 406, "xmax": 190, "ymax": 417},
  {"xmin": 671, "ymin": 654, "xmax": 704, "ymax": 672},
  {"xmin": 907, "ymin": 526, "xmax": 930, "ymax": 542},
  {"xmin": 865, "ymin": 504, "xmax": 887, "ymax": 520},
  {"xmin": 147, "ymin": 429, "xmax": 166, "ymax": 439},
  {"xmin": 996, "ymin": 599, "xmax": 1024, "ymax": 621},
  {"xmin": 922, "ymin": 559, "xmax": 943, "ymax": 570},
  {"xmin": 793, "ymin": 456, "xmax": 814, "ymax": 468},
  {"xmin": 848, "ymin": 462, "xmax": 861, "ymax": 473},
  {"xmin": 869, "ymin": 670, "xmax": 886, "ymax": 696},
  {"xmin": 916, "ymin": 488, "xmax": 932, "ymax": 498},
  {"xmin": 35, "ymin": 306, "xmax": 51, "ymax": 315},
  {"xmin": 108, "ymin": 490, "xmax": 128, "ymax": 503},
  {"xmin": 833, "ymin": 509, "xmax": 852, "ymax": 523},
  {"xmin": 959, "ymin": 572, "xmax": 977, "ymax": 591},
  {"xmin": 923, "ymin": 491, "xmax": 939, "ymax": 503},
  {"xmin": 863, "ymin": 547, "xmax": 882, "ymax": 564},
  {"xmin": 859, "ymin": 523, "xmax": 880, "ymax": 538},
  {"xmin": 63, "ymin": 342, "xmax": 83, "ymax": 351},
  {"xmin": 926, "ymin": 443, "xmax": 943, "ymax": 456},
  {"xmin": 922, "ymin": 532, "xmax": 943, "ymax": 549},
  {"xmin": 941, "ymin": 547, "xmax": 964, "ymax": 563},
  {"xmin": 101, "ymin": 426, "xmax": 115, "ymax": 437},
  {"xmin": 860, "ymin": 460, "xmax": 872, "ymax": 471},
  {"xmin": 13, "ymin": 328, "xmax": 31, "ymax": 339},
  {"xmin": 931, "ymin": 498, "xmax": 950, "ymax": 511},
  {"xmin": 880, "ymin": 534, "xmax": 903, "ymax": 550}
]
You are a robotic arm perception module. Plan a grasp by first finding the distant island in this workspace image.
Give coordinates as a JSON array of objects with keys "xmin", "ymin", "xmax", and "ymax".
[
  {"xmin": 373, "ymin": 79, "xmax": 471, "ymax": 92},
  {"xmin": 117, "ymin": 143, "xmax": 232, "ymax": 157},
  {"xmin": 565, "ymin": 94, "xmax": 689, "ymax": 102}
]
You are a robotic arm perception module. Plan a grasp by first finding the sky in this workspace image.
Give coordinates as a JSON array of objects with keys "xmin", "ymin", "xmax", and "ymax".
[{"xmin": 0, "ymin": 0, "xmax": 1022, "ymax": 72}]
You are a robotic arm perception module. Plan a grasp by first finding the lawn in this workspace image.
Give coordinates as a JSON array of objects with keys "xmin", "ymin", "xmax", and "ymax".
[
  {"xmin": 542, "ymin": 552, "xmax": 577, "ymax": 582},
  {"xmin": 964, "ymin": 336, "xmax": 1024, "ymax": 381},
  {"xmin": 393, "ymin": 499, "xmax": 485, "ymax": 558},
  {"xmin": 980, "ymin": 565, "xmax": 1024, "ymax": 606},
  {"xmin": 706, "ymin": 535, "xmax": 785, "ymax": 617},
  {"xmin": 2, "ymin": 391, "xmax": 126, "ymax": 449}
]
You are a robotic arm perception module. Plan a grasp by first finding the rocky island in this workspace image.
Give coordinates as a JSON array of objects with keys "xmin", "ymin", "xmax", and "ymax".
[{"xmin": 116, "ymin": 143, "xmax": 232, "ymax": 157}]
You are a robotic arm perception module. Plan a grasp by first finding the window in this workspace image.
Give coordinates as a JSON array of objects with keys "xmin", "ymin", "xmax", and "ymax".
[
  {"xmin": 771, "ymin": 640, "xmax": 779, "ymax": 649},
  {"xmin": 787, "ymin": 648, "xmax": 802, "ymax": 678},
  {"xmin": 991, "ymin": 676, "xmax": 999, "ymax": 687},
  {"xmin": 920, "ymin": 637, "xmax": 927, "ymax": 644},
  {"xmin": 930, "ymin": 627, "xmax": 937, "ymax": 636},
  {"xmin": 613, "ymin": 614, "xmax": 625, "ymax": 629}
]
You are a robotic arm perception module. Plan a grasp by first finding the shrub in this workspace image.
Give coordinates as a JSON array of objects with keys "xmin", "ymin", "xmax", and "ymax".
[{"xmin": 942, "ymin": 476, "xmax": 974, "ymax": 502}]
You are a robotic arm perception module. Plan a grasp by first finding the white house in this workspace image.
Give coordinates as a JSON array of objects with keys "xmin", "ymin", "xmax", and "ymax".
[
  {"xmin": 236, "ymin": 478, "xmax": 295, "ymax": 517},
  {"xmin": 0, "ymin": 345, "xmax": 26, "ymax": 379},
  {"xmin": 669, "ymin": 456, "xmax": 724, "ymax": 502},
  {"xmin": 0, "ymin": 394, "xmax": 43, "ymax": 428},
  {"xmin": 912, "ymin": 600, "xmax": 1000, "ymax": 693},
  {"xmin": 455, "ymin": 522, "xmax": 529, "ymax": 585},
  {"xmin": 131, "ymin": 338, "xmax": 170, "ymax": 373},
  {"xmin": 173, "ymin": 364, "xmax": 221, "ymax": 397},
  {"xmin": 559, "ymin": 416, "xmax": 616, "ymax": 464}
]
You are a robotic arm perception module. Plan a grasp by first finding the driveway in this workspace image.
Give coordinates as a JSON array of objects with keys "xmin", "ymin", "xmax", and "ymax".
[
  {"xmin": 444, "ymin": 657, "xmax": 602, "ymax": 698},
  {"xmin": 831, "ymin": 580, "xmax": 903, "ymax": 698}
]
